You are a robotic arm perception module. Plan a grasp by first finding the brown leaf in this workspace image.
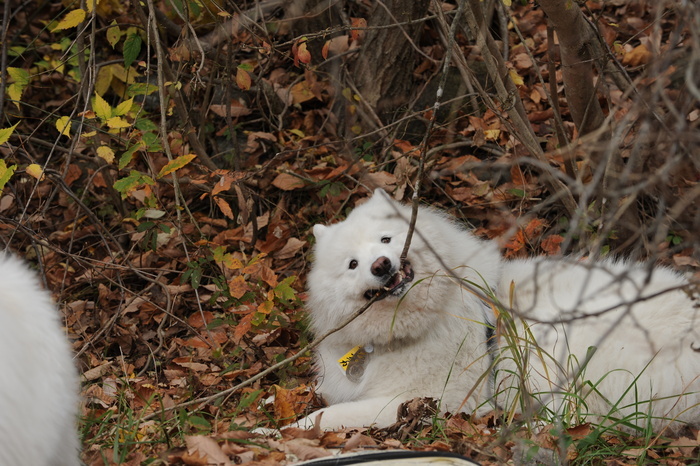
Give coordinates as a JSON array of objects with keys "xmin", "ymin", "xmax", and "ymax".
[
  {"xmin": 272, "ymin": 172, "xmax": 306, "ymax": 190},
  {"xmin": 185, "ymin": 435, "xmax": 232, "ymax": 466}
]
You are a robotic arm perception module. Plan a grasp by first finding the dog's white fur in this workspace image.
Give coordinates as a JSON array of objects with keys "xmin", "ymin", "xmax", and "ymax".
[
  {"xmin": 0, "ymin": 255, "xmax": 80, "ymax": 465},
  {"xmin": 299, "ymin": 190, "xmax": 700, "ymax": 432}
]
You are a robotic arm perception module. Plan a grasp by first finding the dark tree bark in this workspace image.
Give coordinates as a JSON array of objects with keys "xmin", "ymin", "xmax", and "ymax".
[{"xmin": 353, "ymin": 0, "xmax": 430, "ymax": 115}]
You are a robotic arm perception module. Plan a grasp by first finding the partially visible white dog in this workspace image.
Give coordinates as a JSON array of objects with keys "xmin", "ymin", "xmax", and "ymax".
[
  {"xmin": 497, "ymin": 257, "xmax": 700, "ymax": 431},
  {"xmin": 0, "ymin": 255, "xmax": 80, "ymax": 465},
  {"xmin": 297, "ymin": 189, "xmax": 700, "ymax": 433}
]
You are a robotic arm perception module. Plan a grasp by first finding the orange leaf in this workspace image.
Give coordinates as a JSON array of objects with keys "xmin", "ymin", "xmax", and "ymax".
[
  {"xmin": 524, "ymin": 218, "xmax": 546, "ymax": 238},
  {"xmin": 232, "ymin": 313, "xmax": 253, "ymax": 343},
  {"xmin": 504, "ymin": 230, "xmax": 526, "ymax": 257},
  {"xmin": 350, "ymin": 18, "xmax": 367, "ymax": 42},
  {"xmin": 257, "ymin": 299, "xmax": 273, "ymax": 314},
  {"xmin": 297, "ymin": 41, "xmax": 311, "ymax": 64},
  {"xmin": 622, "ymin": 43, "xmax": 652, "ymax": 67},
  {"xmin": 273, "ymin": 385, "xmax": 313, "ymax": 425},
  {"xmin": 228, "ymin": 275, "xmax": 249, "ymax": 299},
  {"xmin": 214, "ymin": 196, "xmax": 235, "ymax": 220},
  {"xmin": 236, "ymin": 68, "xmax": 251, "ymax": 90},
  {"xmin": 541, "ymin": 234, "xmax": 564, "ymax": 255}
]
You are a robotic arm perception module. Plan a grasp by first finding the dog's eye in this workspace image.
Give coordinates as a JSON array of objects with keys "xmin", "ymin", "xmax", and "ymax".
[
  {"xmin": 349, "ymin": 259, "xmax": 358, "ymax": 269},
  {"xmin": 381, "ymin": 236, "xmax": 391, "ymax": 244}
]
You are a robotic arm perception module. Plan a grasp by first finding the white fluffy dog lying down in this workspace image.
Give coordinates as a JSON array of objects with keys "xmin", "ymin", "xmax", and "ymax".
[
  {"xmin": 0, "ymin": 255, "xmax": 80, "ymax": 465},
  {"xmin": 293, "ymin": 190, "xmax": 700, "ymax": 433}
]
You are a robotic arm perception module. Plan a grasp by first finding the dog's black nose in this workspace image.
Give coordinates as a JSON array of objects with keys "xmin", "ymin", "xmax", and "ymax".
[{"xmin": 371, "ymin": 256, "xmax": 392, "ymax": 277}]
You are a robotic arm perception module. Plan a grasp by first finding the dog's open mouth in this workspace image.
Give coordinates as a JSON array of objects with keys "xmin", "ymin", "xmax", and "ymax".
[{"xmin": 363, "ymin": 262, "xmax": 415, "ymax": 300}]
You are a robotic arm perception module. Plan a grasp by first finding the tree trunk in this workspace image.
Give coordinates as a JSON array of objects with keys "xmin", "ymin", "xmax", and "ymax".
[
  {"xmin": 353, "ymin": 0, "xmax": 430, "ymax": 115},
  {"xmin": 537, "ymin": 0, "xmax": 606, "ymax": 138}
]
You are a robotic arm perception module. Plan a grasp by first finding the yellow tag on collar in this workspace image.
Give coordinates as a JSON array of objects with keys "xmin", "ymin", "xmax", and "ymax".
[{"xmin": 338, "ymin": 345, "xmax": 362, "ymax": 371}]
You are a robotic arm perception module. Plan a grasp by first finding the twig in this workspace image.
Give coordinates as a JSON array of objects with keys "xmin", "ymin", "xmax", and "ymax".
[
  {"xmin": 139, "ymin": 293, "xmax": 384, "ymax": 420},
  {"xmin": 399, "ymin": 0, "xmax": 466, "ymax": 264}
]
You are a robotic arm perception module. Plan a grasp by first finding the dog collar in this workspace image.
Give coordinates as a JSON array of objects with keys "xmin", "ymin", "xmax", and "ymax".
[{"xmin": 337, "ymin": 345, "xmax": 374, "ymax": 382}]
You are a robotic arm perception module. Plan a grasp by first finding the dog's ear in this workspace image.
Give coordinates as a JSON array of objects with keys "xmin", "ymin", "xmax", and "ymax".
[{"xmin": 313, "ymin": 224, "xmax": 328, "ymax": 239}]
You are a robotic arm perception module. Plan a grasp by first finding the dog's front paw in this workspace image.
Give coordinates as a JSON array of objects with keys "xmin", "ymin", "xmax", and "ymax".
[{"xmin": 250, "ymin": 426, "xmax": 283, "ymax": 437}]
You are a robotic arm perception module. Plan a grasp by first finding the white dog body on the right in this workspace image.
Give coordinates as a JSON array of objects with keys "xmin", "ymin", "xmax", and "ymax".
[{"xmin": 496, "ymin": 258, "xmax": 700, "ymax": 430}]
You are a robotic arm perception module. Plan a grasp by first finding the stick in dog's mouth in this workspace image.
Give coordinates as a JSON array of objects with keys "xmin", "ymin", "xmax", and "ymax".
[{"xmin": 363, "ymin": 261, "xmax": 415, "ymax": 301}]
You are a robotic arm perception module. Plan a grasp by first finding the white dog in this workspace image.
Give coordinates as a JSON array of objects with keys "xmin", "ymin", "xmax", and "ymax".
[
  {"xmin": 297, "ymin": 190, "xmax": 700, "ymax": 433},
  {"xmin": 0, "ymin": 255, "xmax": 80, "ymax": 465}
]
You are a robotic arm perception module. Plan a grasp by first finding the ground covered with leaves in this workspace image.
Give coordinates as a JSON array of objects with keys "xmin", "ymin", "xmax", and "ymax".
[{"xmin": 1, "ymin": 0, "xmax": 699, "ymax": 464}]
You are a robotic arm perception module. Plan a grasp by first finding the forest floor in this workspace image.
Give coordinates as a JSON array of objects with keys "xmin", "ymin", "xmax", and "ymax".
[{"xmin": 1, "ymin": 0, "xmax": 699, "ymax": 464}]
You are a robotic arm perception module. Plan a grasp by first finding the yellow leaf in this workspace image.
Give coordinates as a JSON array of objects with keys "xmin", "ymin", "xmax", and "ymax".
[
  {"xmin": 114, "ymin": 98, "xmax": 134, "ymax": 116},
  {"xmin": 7, "ymin": 84, "xmax": 23, "ymax": 109},
  {"xmin": 509, "ymin": 69, "xmax": 524, "ymax": 86},
  {"xmin": 0, "ymin": 159, "xmax": 17, "ymax": 194},
  {"xmin": 157, "ymin": 154, "xmax": 197, "ymax": 178},
  {"xmin": 221, "ymin": 255, "xmax": 244, "ymax": 270},
  {"xmin": 0, "ymin": 124, "xmax": 18, "ymax": 146},
  {"xmin": 55, "ymin": 116, "xmax": 71, "ymax": 138},
  {"xmin": 26, "ymin": 164, "xmax": 45, "ymax": 181},
  {"xmin": 93, "ymin": 92, "xmax": 112, "ymax": 120},
  {"xmin": 85, "ymin": 0, "xmax": 94, "ymax": 13},
  {"xmin": 96, "ymin": 146, "xmax": 115, "ymax": 164},
  {"xmin": 484, "ymin": 129, "xmax": 501, "ymax": 140},
  {"xmin": 106, "ymin": 116, "xmax": 131, "ymax": 129},
  {"xmin": 106, "ymin": 23, "xmax": 122, "ymax": 48},
  {"xmin": 53, "ymin": 8, "xmax": 86, "ymax": 32},
  {"xmin": 290, "ymin": 80, "xmax": 315, "ymax": 104}
]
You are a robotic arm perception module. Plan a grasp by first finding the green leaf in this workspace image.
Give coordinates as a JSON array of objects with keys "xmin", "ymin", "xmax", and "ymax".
[
  {"xmin": 134, "ymin": 118, "xmax": 158, "ymax": 132},
  {"xmin": 508, "ymin": 188, "xmax": 526, "ymax": 198},
  {"xmin": 126, "ymin": 82, "xmax": 158, "ymax": 97},
  {"xmin": 187, "ymin": 415, "xmax": 211, "ymax": 431},
  {"xmin": 113, "ymin": 170, "xmax": 154, "ymax": 199},
  {"xmin": 118, "ymin": 142, "xmax": 142, "ymax": 170},
  {"xmin": 0, "ymin": 159, "xmax": 18, "ymax": 194},
  {"xmin": 123, "ymin": 33, "xmax": 142, "ymax": 68},
  {"xmin": 137, "ymin": 221, "xmax": 155, "ymax": 232},
  {"xmin": 0, "ymin": 124, "xmax": 19, "ymax": 146},
  {"xmin": 141, "ymin": 132, "xmax": 163, "ymax": 152},
  {"xmin": 157, "ymin": 154, "xmax": 197, "ymax": 178},
  {"xmin": 7, "ymin": 67, "xmax": 29, "ymax": 86},
  {"xmin": 274, "ymin": 276, "xmax": 297, "ymax": 302}
]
